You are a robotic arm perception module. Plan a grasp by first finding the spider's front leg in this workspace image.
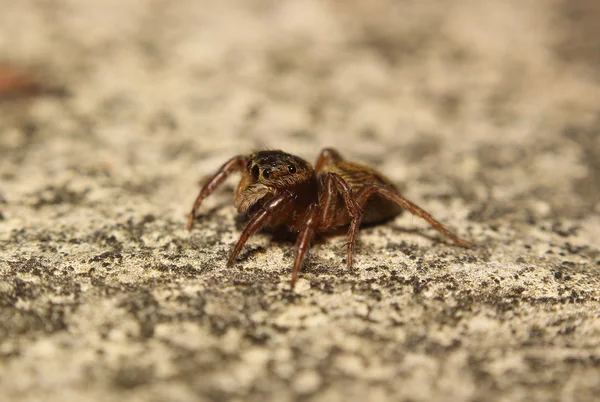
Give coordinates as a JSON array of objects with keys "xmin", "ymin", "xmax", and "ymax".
[
  {"xmin": 187, "ymin": 155, "xmax": 248, "ymax": 230},
  {"xmin": 291, "ymin": 204, "xmax": 319, "ymax": 287},
  {"xmin": 227, "ymin": 192, "xmax": 293, "ymax": 266},
  {"xmin": 319, "ymin": 172, "xmax": 363, "ymax": 268}
]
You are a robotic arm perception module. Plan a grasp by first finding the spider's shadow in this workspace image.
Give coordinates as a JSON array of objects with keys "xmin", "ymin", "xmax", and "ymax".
[
  {"xmin": 193, "ymin": 205, "xmax": 468, "ymax": 264},
  {"xmin": 233, "ymin": 224, "xmax": 466, "ymax": 266},
  {"xmin": 386, "ymin": 225, "xmax": 451, "ymax": 245}
]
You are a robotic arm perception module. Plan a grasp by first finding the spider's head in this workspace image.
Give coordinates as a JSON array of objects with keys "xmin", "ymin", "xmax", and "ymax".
[
  {"xmin": 246, "ymin": 150, "xmax": 313, "ymax": 185},
  {"xmin": 235, "ymin": 150, "xmax": 315, "ymax": 213}
]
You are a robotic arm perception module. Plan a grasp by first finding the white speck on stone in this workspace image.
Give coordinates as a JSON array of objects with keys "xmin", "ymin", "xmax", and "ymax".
[
  {"xmin": 532, "ymin": 200, "xmax": 551, "ymax": 217},
  {"xmin": 293, "ymin": 278, "xmax": 311, "ymax": 293},
  {"xmin": 292, "ymin": 370, "xmax": 321, "ymax": 395}
]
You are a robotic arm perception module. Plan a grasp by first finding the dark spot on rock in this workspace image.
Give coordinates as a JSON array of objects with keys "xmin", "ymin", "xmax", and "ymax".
[
  {"xmin": 556, "ymin": 0, "xmax": 600, "ymax": 71},
  {"xmin": 118, "ymin": 290, "xmax": 160, "ymax": 339},
  {"xmin": 289, "ymin": 129, "xmax": 313, "ymax": 140},
  {"xmin": 563, "ymin": 119, "xmax": 600, "ymax": 213},
  {"xmin": 112, "ymin": 364, "xmax": 155, "ymax": 389},
  {"xmin": 147, "ymin": 110, "xmax": 178, "ymax": 134},
  {"xmin": 31, "ymin": 185, "xmax": 89, "ymax": 209},
  {"xmin": 411, "ymin": 276, "xmax": 428, "ymax": 294},
  {"xmin": 89, "ymin": 251, "xmax": 123, "ymax": 263}
]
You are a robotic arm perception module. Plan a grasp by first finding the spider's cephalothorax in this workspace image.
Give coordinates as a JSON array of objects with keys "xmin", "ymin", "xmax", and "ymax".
[
  {"xmin": 187, "ymin": 148, "xmax": 473, "ymax": 287},
  {"xmin": 234, "ymin": 151, "xmax": 318, "ymax": 219}
]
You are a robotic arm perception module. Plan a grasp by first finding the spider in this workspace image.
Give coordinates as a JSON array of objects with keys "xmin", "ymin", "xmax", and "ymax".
[{"xmin": 187, "ymin": 148, "xmax": 473, "ymax": 287}]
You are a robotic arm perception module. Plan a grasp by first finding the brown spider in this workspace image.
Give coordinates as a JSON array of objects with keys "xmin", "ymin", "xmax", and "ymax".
[{"xmin": 187, "ymin": 148, "xmax": 473, "ymax": 287}]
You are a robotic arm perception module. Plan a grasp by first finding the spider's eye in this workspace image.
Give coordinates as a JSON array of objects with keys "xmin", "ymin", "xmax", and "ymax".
[
  {"xmin": 246, "ymin": 160, "xmax": 252, "ymax": 171},
  {"xmin": 288, "ymin": 164, "xmax": 296, "ymax": 174},
  {"xmin": 262, "ymin": 169, "xmax": 271, "ymax": 179},
  {"xmin": 251, "ymin": 165, "xmax": 260, "ymax": 180}
]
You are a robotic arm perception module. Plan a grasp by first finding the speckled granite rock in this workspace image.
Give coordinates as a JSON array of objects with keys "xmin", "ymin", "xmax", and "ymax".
[{"xmin": 1, "ymin": 1, "xmax": 600, "ymax": 401}]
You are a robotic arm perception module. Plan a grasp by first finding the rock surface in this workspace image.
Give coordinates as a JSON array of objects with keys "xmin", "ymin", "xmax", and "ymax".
[{"xmin": 1, "ymin": 1, "xmax": 600, "ymax": 401}]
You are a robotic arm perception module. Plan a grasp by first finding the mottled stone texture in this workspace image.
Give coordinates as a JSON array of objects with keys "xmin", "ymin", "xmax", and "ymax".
[{"xmin": 1, "ymin": 1, "xmax": 600, "ymax": 401}]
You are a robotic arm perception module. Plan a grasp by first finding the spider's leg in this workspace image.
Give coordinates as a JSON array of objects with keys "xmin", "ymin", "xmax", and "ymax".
[
  {"xmin": 354, "ymin": 184, "xmax": 474, "ymax": 248},
  {"xmin": 227, "ymin": 192, "xmax": 292, "ymax": 266},
  {"xmin": 291, "ymin": 204, "xmax": 319, "ymax": 287},
  {"xmin": 317, "ymin": 170, "xmax": 338, "ymax": 228},
  {"xmin": 187, "ymin": 155, "xmax": 247, "ymax": 230},
  {"xmin": 319, "ymin": 172, "xmax": 363, "ymax": 268},
  {"xmin": 314, "ymin": 148, "xmax": 344, "ymax": 172}
]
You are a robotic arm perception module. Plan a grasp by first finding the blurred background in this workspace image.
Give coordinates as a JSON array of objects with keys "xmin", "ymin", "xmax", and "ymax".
[{"xmin": 2, "ymin": 0, "xmax": 599, "ymax": 222}]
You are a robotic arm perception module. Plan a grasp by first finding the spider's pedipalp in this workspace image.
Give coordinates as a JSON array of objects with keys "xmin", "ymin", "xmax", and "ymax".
[{"xmin": 227, "ymin": 192, "xmax": 293, "ymax": 266}]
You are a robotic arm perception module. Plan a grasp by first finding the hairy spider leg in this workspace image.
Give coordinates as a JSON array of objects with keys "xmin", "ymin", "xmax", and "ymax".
[
  {"xmin": 314, "ymin": 147, "xmax": 343, "ymax": 172},
  {"xmin": 315, "ymin": 149, "xmax": 364, "ymax": 268},
  {"xmin": 187, "ymin": 155, "xmax": 248, "ymax": 230},
  {"xmin": 318, "ymin": 175, "xmax": 336, "ymax": 225},
  {"xmin": 319, "ymin": 173, "xmax": 363, "ymax": 268},
  {"xmin": 226, "ymin": 192, "xmax": 293, "ymax": 266},
  {"xmin": 354, "ymin": 184, "xmax": 474, "ymax": 248},
  {"xmin": 291, "ymin": 204, "xmax": 319, "ymax": 287}
]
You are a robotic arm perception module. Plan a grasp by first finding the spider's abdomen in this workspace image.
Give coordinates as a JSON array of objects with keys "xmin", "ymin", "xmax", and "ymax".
[{"xmin": 319, "ymin": 161, "xmax": 403, "ymax": 226}]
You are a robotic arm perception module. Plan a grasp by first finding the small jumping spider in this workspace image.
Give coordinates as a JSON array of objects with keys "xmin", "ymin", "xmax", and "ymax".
[{"xmin": 187, "ymin": 149, "xmax": 473, "ymax": 287}]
